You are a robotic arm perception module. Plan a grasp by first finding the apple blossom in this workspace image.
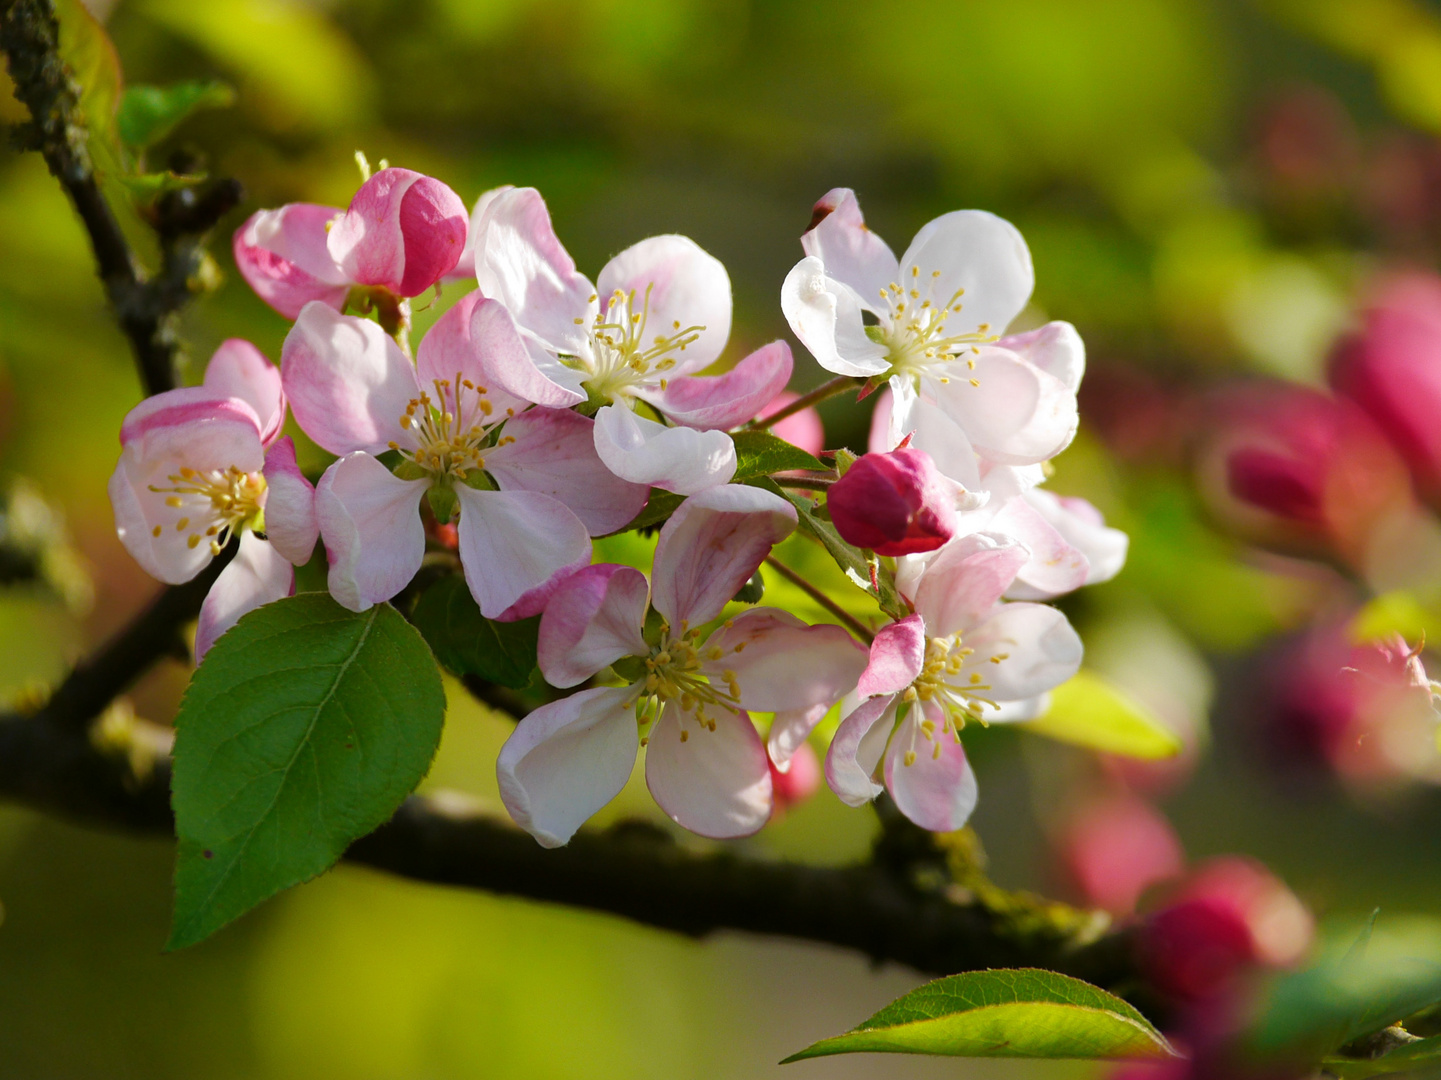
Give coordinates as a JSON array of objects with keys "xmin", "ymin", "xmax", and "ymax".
[
  {"xmin": 468, "ymin": 186, "xmax": 791, "ymax": 493},
  {"xmin": 108, "ymin": 340, "xmax": 318, "ymax": 660},
  {"xmin": 826, "ymin": 532, "xmax": 1083, "ymax": 831},
  {"xmin": 234, "ymin": 167, "xmax": 468, "ymax": 320},
  {"xmin": 281, "ymin": 296, "xmax": 647, "ymax": 618},
  {"xmin": 496, "ymin": 486, "xmax": 868, "ymax": 846}
]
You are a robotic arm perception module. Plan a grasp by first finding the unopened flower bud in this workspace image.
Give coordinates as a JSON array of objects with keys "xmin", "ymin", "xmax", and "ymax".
[
  {"xmin": 827, "ymin": 447, "xmax": 956, "ymax": 556},
  {"xmin": 327, "ymin": 168, "xmax": 468, "ymax": 297}
]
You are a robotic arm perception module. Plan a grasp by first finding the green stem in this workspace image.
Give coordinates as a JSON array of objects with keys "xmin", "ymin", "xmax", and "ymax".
[
  {"xmin": 764, "ymin": 554, "xmax": 874, "ymax": 644},
  {"xmin": 746, "ymin": 375, "xmax": 861, "ymax": 431}
]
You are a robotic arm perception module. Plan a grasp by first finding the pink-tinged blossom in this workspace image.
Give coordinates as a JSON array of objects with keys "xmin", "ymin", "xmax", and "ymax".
[
  {"xmin": 108, "ymin": 343, "xmax": 317, "ymax": 660},
  {"xmin": 469, "ymin": 187, "xmax": 790, "ymax": 493},
  {"xmin": 826, "ymin": 532, "xmax": 1083, "ymax": 831},
  {"xmin": 782, "ymin": 188, "xmax": 1079, "ymax": 474},
  {"xmin": 234, "ymin": 168, "xmax": 468, "ymax": 319},
  {"xmin": 828, "ymin": 446, "xmax": 958, "ymax": 556},
  {"xmin": 1057, "ymin": 792, "xmax": 1185, "ymax": 915},
  {"xmin": 496, "ymin": 486, "xmax": 868, "ymax": 846},
  {"xmin": 769, "ymin": 741, "xmax": 822, "ymax": 814},
  {"xmin": 282, "ymin": 299, "xmax": 647, "ymax": 618}
]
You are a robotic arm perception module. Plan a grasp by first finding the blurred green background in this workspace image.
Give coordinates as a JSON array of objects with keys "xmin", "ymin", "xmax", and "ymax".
[{"xmin": 6, "ymin": 0, "xmax": 1441, "ymax": 1075}]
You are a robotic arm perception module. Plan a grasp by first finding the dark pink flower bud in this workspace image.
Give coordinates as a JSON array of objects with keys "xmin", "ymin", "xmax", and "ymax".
[
  {"xmin": 327, "ymin": 168, "xmax": 468, "ymax": 297},
  {"xmin": 769, "ymin": 741, "xmax": 821, "ymax": 814},
  {"xmin": 1330, "ymin": 272, "xmax": 1441, "ymax": 504},
  {"xmin": 828, "ymin": 447, "xmax": 956, "ymax": 556},
  {"xmin": 1058, "ymin": 793, "xmax": 1185, "ymax": 915}
]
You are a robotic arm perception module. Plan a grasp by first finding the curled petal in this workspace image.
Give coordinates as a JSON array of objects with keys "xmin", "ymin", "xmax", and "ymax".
[
  {"xmin": 469, "ymin": 296, "xmax": 586, "ymax": 407},
  {"xmin": 120, "ymin": 386, "xmax": 261, "ymax": 447},
  {"xmin": 652, "ymin": 341, "xmax": 793, "ymax": 430},
  {"xmin": 415, "ymin": 291, "xmax": 529, "ymax": 419},
  {"xmin": 884, "ymin": 701, "xmax": 979, "ymax": 832},
  {"xmin": 484, "ymin": 408, "xmax": 649, "ymax": 535},
  {"xmin": 904, "ymin": 532, "xmax": 1029, "ymax": 638},
  {"xmin": 800, "ymin": 187, "xmax": 898, "ymax": 301},
  {"xmin": 497, "ymin": 686, "xmax": 639, "ymax": 848},
  {"xmin": 194, "ymin": 532, "xmax": 294, "ymax": 662},
  {"xmin": 997, "ymin": 320, "xmax": 1085, "ymax": 394},
  {"xmin": 858, "ymin": 614, "xmax": 927, "ymax": 698},
  {"xmin": 825, "ymin": 694, "xmax": 897, "ymax": 807},
  {"xmin": 592, "ymin": 404, "xmax": 737, "ymax": 495},
  {"xmin": 203, "ymin": 339, "xmax": 286, "ymax": 447},
  {"xmin": 261, "ymin": 436, "xmax": 318, "ymax": 565},
  {"xmin": 1022, "ymin": 488, "xmax": 1128, "ymax": 587},
  {"xmin": 327, "ymin": 168, "xmax": 468, "ymax": 296},
  {"xmin": 537, "ymin": 563, "xmax": 650, "ymax": 688},
  {"xmin": 645, "ymin": 702, "xmax": 771, "ymax": 839},
  {"xmin": 454, "ymin": 485, "xmax": 591, "ymax": 620},
  {"xmin": 898, "ymin": 209, "xmax": 1033, "ymax": 338},
  {"xmin": 474, "ymin": 187, "xmax": 593, "ymax": 354},
  {"xmin": 651, "ymin": 483, "xmax": 796, "ymax": 627},
  {"xmin": 704, "ymin": 607, "xmax": 867, "ymax": 713},
  {"xmin": 315, "ymin": 452, "xmax": 427, "ymax": 612},
  {"xmin": 232, "ymin": 204, "xmax": 348, "ymax": 320},
  {"xmin": 960, "ymin": 602, "xmax": 1083, "ymax": 701},
  {"xmin": 923, "ymin": 349, "xmax": 1078, "ymax": 466},
  {"xmin": 767, "ymin": 703, "xmax": 829, "ymax": 773},
  {"xmin": 781, "ymin": 257, "xmax": 888, "ymax": 377},
  {"xmin": 597, "ymin": 234, "xmax": 732, "ymax": 373},
  {"xmin": 281, "ymin": 302, "xmax": 420, "ymax": 455}
]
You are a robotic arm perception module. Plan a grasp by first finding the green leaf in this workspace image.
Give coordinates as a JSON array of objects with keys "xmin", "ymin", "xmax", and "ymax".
[
  {"xmin": 730, "ymin": 430, "xmax": 825, "ymax": 480},
  {"xmin": 1249, "ymin": 917, "xmax": 1441, "ymax": 1062},
  {"xmin": 410, "ymin": 576, "xmax": 539, "ymax": 688},
  {"xmin": 611, "ymin": 488, "xmax": 686, "ymax": 534},
  {"xmin": 783, "ymin": 488, "xmax": 906, "ymax": 619},
  {"xmin": 116, "ymin": 80, "xmax": 234, "ymax": 150},
  {"xmin": 782, "ymin": 969, "xmax": 1176, "ymax": 1063},
  {"xmin": 1021, "ymin": 670, "xmax": 1183, "ymax": 759},
  {"xmin": 1323, "ymin": 1035, "xmax": 1441, "ymax": 1078},
  {"xmin": 168, "ymin": 594, "xmax": 445, "ymax": 949}
]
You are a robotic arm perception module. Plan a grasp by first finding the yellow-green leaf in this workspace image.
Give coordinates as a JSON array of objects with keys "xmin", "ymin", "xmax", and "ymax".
[{"xmin": 1022, "ymin": 670, "xmax": 1182, "ymax": 759}]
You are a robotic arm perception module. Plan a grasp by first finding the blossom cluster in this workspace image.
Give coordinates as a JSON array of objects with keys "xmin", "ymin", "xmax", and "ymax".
[{"xmin": 109, "ymin": 165, "xmax": 1127, "ymax": 844}]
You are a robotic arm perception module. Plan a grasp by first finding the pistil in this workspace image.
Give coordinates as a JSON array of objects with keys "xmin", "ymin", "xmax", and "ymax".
[{"xmin": 577, "ymin": 284, "xmax": 705, "ymax": 401}]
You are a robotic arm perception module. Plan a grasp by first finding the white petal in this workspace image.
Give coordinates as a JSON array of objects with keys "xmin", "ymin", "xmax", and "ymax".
[
  {"xmin": 705, "ymin": 607, "xmax": 867, "ymax": 713},
  {"xmin": 781, "ymin": 257, "xmax": 888, "ymax": 377},
  {"xmin": 955, "ymin": 603, "xmax": 1083, "ymax": 702},
  {"xmin": 596, "ymin": 234, "xmax": 732, "ymax": 374},
  {"xmin": 592, "ymin": 404, "xmax": 736, "ymax": 495},
  {"xmin": 194, "ymin": 532, "xmax": 293, "ymax": 662},
  {"xmin": 767, "ymin": 703, "xmax": 829, "ymax": 773},
  {"xmin": 536, "ymin": 564, "xmax": 650, "ymax": 688},
  {"xmin": 645, "ymin": 702, "xmax": 771, "ymax": 839},
  {"xmin": 454, "ymin": 485, "xmax": 591, "ymax": 619},
  {"xmin": 884, "ymin": 702, "xmax": 979, "ymax": 832},
  {"xmin": 898, "ymin": 210, "xmax": 1033, "ymax": 337},
  {"xmin": 315, "ymin": 453, "xmax": 428, "ymax": 612},
  {"xmin": 800, "ymin": 187, "xmax": 898, "ymax": 301}
]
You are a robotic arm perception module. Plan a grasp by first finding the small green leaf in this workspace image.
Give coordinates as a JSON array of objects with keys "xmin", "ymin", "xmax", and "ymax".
[
  {"xmin": 117, "ymin": 80, "xmax": 235, "ymax": 150},
  {"xmin": 730, "ymin": 430, "xmax": 825, "ymax": 479},
  {"xmin": 611, "ymin": 489, "xmax": 686, "ymax": 534},
  {"xmin": 169, "ymin": 594, "xmax": 445, "ymax": 949},
  {"xmin": 116, "ymin": 170, "xmax": 208, "ymax": 199},
  {"xmin": 1021, "ymin": 671, "xmax": 1182, "ymax": 759},
  {"xmin": 1323, "ymin": 1035, "xmax": 1441, "ymax": 1077},
  {"xmin": 410, "ymin": 576, "xmax": 539, "ymax": 689},
  {"xmin": 782, "ymin": 969, "xmax": 1175, "ymax": 1063}
]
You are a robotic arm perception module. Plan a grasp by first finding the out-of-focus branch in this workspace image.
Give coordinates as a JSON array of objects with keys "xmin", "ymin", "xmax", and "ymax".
[{"xmin": 0, "ymin": 0, "xmax": 241, "ymax": 396}]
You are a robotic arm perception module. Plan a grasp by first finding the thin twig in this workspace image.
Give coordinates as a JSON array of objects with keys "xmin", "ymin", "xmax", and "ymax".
[
  {"xmin": 772, "ymin": 474, "xmax": 835, "ymax": 491},
  {"xmin": 764, "ymin": 554, "xmax": 875, "ymax": 643},
  {"xmin": 747, "ymin": 375, "xmax": 861, "ymax": 431}
]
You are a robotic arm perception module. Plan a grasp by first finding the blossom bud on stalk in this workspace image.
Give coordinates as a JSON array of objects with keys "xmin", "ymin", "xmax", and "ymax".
[{"xmin": 828, "ymin": 447, "xmax": 956, "ymax": 556}]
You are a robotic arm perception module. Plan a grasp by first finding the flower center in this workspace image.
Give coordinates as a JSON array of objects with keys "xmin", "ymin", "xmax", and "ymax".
[
  {"xmin": 391, "ymin": 373, "xmax": 514, "ymax": 481},
  {"xmin": 879, "ymin": 266, "xmax": 996, "ymax": 386},
  {"xmin": 897, "ymin": 634, "xmax": 1009, "ymax": 765},
  {"xmin": 631, "ymin": 621, "xmax": 746, "ymax": 744},
  {"xmin": 148, "ymin": 465, "xmax": 267, "ymax": 555},
  {"xmin": 575, "ymin": 285, "xmax": 705, "ymax": 401}
]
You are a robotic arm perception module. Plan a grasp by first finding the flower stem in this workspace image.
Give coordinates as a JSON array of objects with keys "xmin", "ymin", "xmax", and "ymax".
[
  {"xmin": 771, "ymin": 475, "xmax": 835, "ymax": 491},
  {"xmin": 746, "ymin": 375, "xmax": 861, "ymax": 431},
  {"xmin": 763, "ymin": 555, "xmax": 875, "ymax": 644}
]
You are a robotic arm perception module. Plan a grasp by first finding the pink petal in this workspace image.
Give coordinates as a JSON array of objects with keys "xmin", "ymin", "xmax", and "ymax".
[
  {"xmin": 781, "ymin": 257, "xmax": 889, "ymax": 378},
  {"xmin": 415, "ymin": 290, "xmax": 528, "ymax": 419},
  {"xmin": 897, "ymin": 209, "xmax": 1033, "ymax": 338},
  {"xmin": 767, "ymin": 703, "xmax": 830, "ymax": 773},
  {"xmin": 232, "ymin": 204, "xmax": 348, "ymax": 320},
  {"xmin": 596, "ymin": 234, "xmax": 732, "ymax": 374},
  {"xmin": 536, "ymin": 563, "xmax": 650, "ymax": 688},
  {"xmin": 958, "ymin": 602, "xmax": 1083, "ymax": 702},
  {"xmin": 645, "ymin": 702, "xmax": 771, "ymax": 839},
  {"xmin": 923, "ymin": 348, "xmax": 1078, "ymax": 466},
  {"xmin": 800, "ymin": 187, "xmax": 898, "ymax": 300},
  {"xmin": 120, "ymin": 387, "xmax": 262, "ymax": 447},
  {"xmin": 474, "ymin": 187, "xmax": 594, "ymax": 355},
  {"xmin": 497, "ymin": 686, "xmax": 639, "ymax": 848},
  {"xmin": 469, "ymin": 296, "xmax": 586, "ymax": 408},
  {"xmin": 444, "ymin": 184, "xmax": 514, "ymax": 283},
  {"xmin": 760, "ymin": 391, "xmax": 825, "ymax": 456},
  {"xmin": 857, "ymin": 614, "xmax": 926, "ymax": 698},
  {"xmin": 825, "ymin": 694, "xmax": 897, "ymax": 806},
  {"xmin": 650, "ymin": 483, "xmax": 796, "ymax": 627},
  {"xmin": 652, "ymin": 340, "xmax": 793, "ymax": 431},
  {"xmin": 327, "ymin": 168, "xmax": 467, "ymax": 296},
  {"xmin": 194, "ymin": 531, "xmax": 294, "ymax": 662},
  {"xmin": 884, "ymin": 701, "xmax": 979, "ymax": 832},
  {"xmin": 703, "ymin": 607, "xmax": 868, "ymax": 713},
  {"xmin": 315, "ymin": 452, "xmax": 427, "ymax": 611},
  {"xmin": 281, "ymin": 302, "xmax": 420, "ymax": 456},
  {"xmin": 592, "ymin": 404, "xmax": 737, "ymax": 494},
  {"xmin": 261, "ymin": 436, "xmax": 318, "ymax": 566},
  {"xmin": 203, "ymin": 338, "xmax": 286, "ymax": 447},
  {"xmin": 991, "ymin": 496, "xmax": 1090, "ymax": 601},
  {"xmin": 905, "ymin": 532, "xmax": 1029, "ymax": 638},
  {"xmin": 454, "ymin": 485, "xmax": 591, "ymax": 620},
  {"xmin": 997, "ymin": 320, "xmax": 1085, "ymax": 394},
  {"xmin": 1022, "ymin": 488, "xmax": 1129, "ymax": 587},
  {"xmin": 827, "ymin": 446, "xmax": 957, "ymax": 557},
  {"xmin": 483, "ymin": 407, "xmax": 649, "ymax": 535}
]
